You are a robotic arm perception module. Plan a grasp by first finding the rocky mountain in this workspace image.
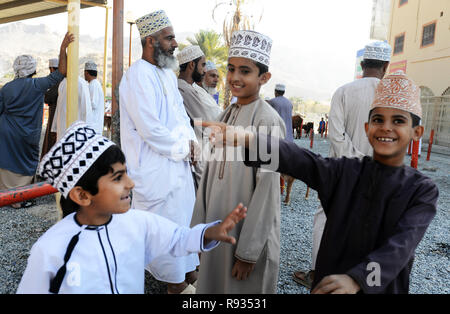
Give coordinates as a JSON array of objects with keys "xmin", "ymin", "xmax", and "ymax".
[{"xmin": 0, "ymin": 23, "xmax": 338, "ymax": 101}]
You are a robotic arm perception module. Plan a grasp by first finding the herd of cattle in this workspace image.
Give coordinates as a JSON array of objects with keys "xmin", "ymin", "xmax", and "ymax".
[{"xmin": 291, "ymin": 115, "xmax": 314, "ymax": 139}]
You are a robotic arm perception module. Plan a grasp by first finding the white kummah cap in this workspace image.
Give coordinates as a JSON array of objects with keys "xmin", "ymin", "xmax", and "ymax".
[
  {"xmin": 177, "ymin": 45, "xmax": 205, "ymax": 65},
  {"xmin": 205, "ymin": 60, "xmax": 217, "ymax": 72},
  {"xmin": 13, "ymin": 55, "xmax": 37, "ymax": 79},
  {"xmin": 49, "ymin": 58, "xmax": 59, "ymax": 68},
  {"xmin": 38, "ymin": 121, "xmax": 115, "ymax": 198},
  {"xmin": 229, "ymin": 30, "xmax": 272, "ymax": 67},
  {"xmin": 275, "ymin": 84, "xmax": 286, "ymax": 92},
  {"xmin": 85, "ymin": 61, "xmax": 97, "ymax": 71},
  {"xmin": 363, "ymin": 41, "xmax": 392, "ymax": 62},
  {"xmin": 136, "ymin": 10, "xmax": 172, "ymax": 39}
]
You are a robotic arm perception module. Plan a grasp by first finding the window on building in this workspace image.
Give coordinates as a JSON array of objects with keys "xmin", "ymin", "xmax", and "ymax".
[
  {"xmin": 394, "ymin": 34, "xmax": 405, "ymax": 54},
  {"xmin": 399, "ymin": 0, "xmax": 408, "ymax": 6},
  {"xmin": 421, "ymin": 22, "xmax": 436, "ymax": 47}
]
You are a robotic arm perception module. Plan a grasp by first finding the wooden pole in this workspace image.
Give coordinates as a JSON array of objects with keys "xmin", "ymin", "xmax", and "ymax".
[
  {"xmin": 111, "ymin": 0, "xmax": 124, "ymax": 145},
  {"xmin": 67, "ymin": 0, "xmax": 80, "ymax": 127},
  {"xmin": 128, "ymin": 22, "xmax": 133, "ymax": 67},
  {"xmin": 426, "ymin": 130, "xmax": 435, "ymax": 161}
]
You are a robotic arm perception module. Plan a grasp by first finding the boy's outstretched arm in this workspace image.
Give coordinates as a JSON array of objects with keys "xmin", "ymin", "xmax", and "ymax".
[{"xmin": 203, "ymin": 203, "xmax": 247, "ymax": 246}]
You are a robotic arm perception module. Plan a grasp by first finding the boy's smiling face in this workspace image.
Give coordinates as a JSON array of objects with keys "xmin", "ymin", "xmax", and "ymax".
[
  {"xmin": 227, "ymin": 57, "xmax": 271, "ymax": 105},
  {"xmin": 88, "ymin": 162, "xmax": 135, "ymax": 216},
  {"xmin": 365, "ymin": 107, "xmax": 424, "ymax": 167}
]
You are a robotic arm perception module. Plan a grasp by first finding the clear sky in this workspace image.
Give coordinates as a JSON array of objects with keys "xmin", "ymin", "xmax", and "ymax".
[{"xmin": 12, "ymin": 0, "xmax": 376, "ymax": 100}]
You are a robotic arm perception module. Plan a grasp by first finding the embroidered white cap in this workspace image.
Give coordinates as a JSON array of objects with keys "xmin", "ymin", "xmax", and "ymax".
[
  {"xmin": 229, "ymin": 30, "xmax": 272, "ymax": 67},
  {"xmin": 49, "ymin": 58, "xmax": 59, "ymax": 68},
  {"xmin": 364, "ymin": 41, "xmax": 392, "ymax": 62},
  {"xmin": 205, "ymin": 60, "xmax": 217, "ymax": 72},
  {"xmin": 275, "ymin": 84, "xmax": 286, "ymax": 92},
  {"xmin": 177, "ymin": 45, "xmax": 205, "ymax": 65},
  {"xmin": 136, "ymin": 10, "xmax": 172, "ymax": 39},
  {"xmin": 85, "ymin": 61, "xmax": 97, "ymax": 71}
]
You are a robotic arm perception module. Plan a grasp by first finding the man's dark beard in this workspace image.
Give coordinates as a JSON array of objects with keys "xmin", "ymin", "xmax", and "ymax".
[
  {"xmin": 153, "ymin": 40, "xmax": 178, "ymax": 70},
  {"xmin": 192, "ymin": 66, "xmax": 204, "ymax": 83}
]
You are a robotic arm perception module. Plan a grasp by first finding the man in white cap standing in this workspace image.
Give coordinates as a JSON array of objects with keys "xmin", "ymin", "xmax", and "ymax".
[
  {"xmin": 119, "ymin": 10, "xmax": 199, "ymax": 294},
  {"xmin": 84, "ymin": 61, "xmax": 105, "ymax": 135},
  {"xmin": 41, "ymin": 58, "xmax": 61, "ymax": 158},
  {"xmin": 177, "ymin": 45, "xmax": 223, "ymax": 187},
  {"xmin": 269, "ymin": 84, "xmax": 294, "ymax": 142},
  {"xmin": 293, "ymin": 41, "xmax": 392, "ymax": 289},
  {"xmin": 201, "ymin": 60, "xmax": 220, "ymax": 104},
  {"xmin": 52, "ymin": 74, "xmax": 92, "ymax": 141}
]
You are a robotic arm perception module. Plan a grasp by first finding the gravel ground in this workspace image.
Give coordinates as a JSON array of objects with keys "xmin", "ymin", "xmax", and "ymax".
[{"xmin": 0, "ymin": 136, "xmax": 448, "ymax": 294}]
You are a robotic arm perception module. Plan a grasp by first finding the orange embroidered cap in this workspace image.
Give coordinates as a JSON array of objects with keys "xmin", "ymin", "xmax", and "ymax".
[{"xmin": 371, "ymin": 71, "xmax": 422, "ymax": 119}]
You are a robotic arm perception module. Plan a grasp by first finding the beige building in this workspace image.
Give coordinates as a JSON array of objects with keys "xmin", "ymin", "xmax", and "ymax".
[
  {"xmin": 386, "ymin": 0, "xmax": 450, "ymax": 149},
  {"xmin": 387, "ymin": 0, "xmax": 450, "ymax": 96}
]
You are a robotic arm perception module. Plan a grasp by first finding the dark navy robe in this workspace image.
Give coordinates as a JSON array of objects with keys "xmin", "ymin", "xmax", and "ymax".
[
  {"xmin": 245, "ymin": 135, "xmax": 438, "ymax": 294},
  {"xmin": 0, "ymin": 71, "xmax": 64, "ymax": 176}
]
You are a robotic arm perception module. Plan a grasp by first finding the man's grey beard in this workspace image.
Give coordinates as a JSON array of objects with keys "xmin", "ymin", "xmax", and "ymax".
[
  {"xmin": 202, "ymin": 82, "xmax": 218, "ymax": 96},
  {"xmin": 153, "ymin": 41, "xmax": 178, "ymax": 71}
]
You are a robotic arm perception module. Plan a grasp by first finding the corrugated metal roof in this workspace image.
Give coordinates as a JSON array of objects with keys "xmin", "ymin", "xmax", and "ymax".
[{"xmin": 0, "ymin": 0, "xmax": 108, "ymax": 24}]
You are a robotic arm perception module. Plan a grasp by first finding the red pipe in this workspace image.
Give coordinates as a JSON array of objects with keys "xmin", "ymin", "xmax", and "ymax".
[
  {"xmin": 0, "ymin": 183, "xmax": 58, "ymax": 208},
  {"xmin": 411, "ymin": 140, "xmax": 420, "ymax": 169},
  {"xmin": 427, "ymin": 130, "xmax": 435, "ymax": 161}
]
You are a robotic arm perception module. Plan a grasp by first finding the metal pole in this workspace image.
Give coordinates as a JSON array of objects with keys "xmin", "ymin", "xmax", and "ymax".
[
  {"xmin": 67, "ymin": 0, "xmax": 80, "ymax": 127},
  {"xmin": 0, "ymin": 183, "xmax": 57, "ymax": 208},
  {"xmin": 411, "ymin": 140, "xmax": 420, "ymax": 169},
  {"xmin": 426, "ymin": 129, "xmax": 435, "ymax": 161}
]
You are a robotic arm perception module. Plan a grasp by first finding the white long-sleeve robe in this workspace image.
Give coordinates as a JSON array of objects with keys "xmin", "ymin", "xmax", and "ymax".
[
  {"xmin": 119, "ymin": 59, "xmax": 198, "ymax": 283},
  {"xmin": 328, "ymin": 77, "xmax": 380, "ymax": 158},
  {"xmin": 17, "ymin": 210, "xmax": 219, "ymax": 294},
  {"xmin": 87, "ymin": 78, "xmax": 105, "ymax": 134},
  {"xmin": 51, "ymin": 77, "xmax": 93, "ymax": 140}
]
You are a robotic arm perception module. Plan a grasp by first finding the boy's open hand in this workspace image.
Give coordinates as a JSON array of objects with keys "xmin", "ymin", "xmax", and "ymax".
[
  {"xmin": 311, "ymin": 274, "xmax": 361, "ymax": 294},
  {"xmin": 204, "ymin": 203, "xmax": 247, "ymax": 245},
  {"xmin": 195, "ymin": 121, "xmax": 253, "ymax": 148}
]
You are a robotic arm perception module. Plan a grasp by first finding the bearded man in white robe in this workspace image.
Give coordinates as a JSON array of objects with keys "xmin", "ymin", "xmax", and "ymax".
[
  {"xmin": 119, "ymin": 10, "xmax": 199, "ymax": 294},
  {"xmin": 177, "ymin": 46, "xmax": 223, "ymax": 187}
]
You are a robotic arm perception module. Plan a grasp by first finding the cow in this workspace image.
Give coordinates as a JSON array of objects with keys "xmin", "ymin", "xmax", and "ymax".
[
  {"xmin": 292, "ymin": 114, "xmax": 303, "ymax": 139},
  {"xmin": 302, "ymin": 122, "xmax": 314, "ymax": 138}
]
